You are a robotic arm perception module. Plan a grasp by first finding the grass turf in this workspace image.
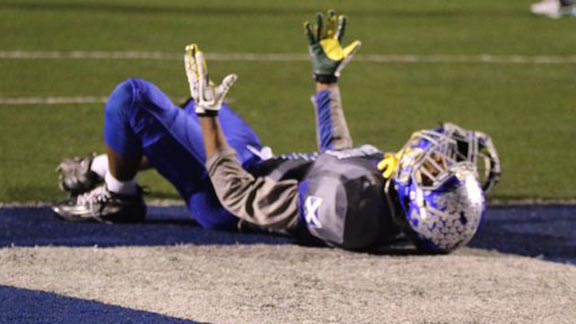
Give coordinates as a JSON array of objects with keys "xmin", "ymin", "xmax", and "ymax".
[{"xmin": 0, "ymin": 0, "xmax": 575, "ymax": 202}]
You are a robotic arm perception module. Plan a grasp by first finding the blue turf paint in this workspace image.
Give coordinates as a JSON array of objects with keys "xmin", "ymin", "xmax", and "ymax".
[
  {"xmin": 0, "ymin": 206, "xmax": 292, "ymax": 248},
  {"xmin": 0, "ymin": 205, "xmax": 574, "ymax": 264},
  {"xmin": 0, "ymin": 285, "xmax": 199, "ymax": 324},
  {"xmin": 469, "ymin": 205, "xmax": 576, "ymax": 265}
]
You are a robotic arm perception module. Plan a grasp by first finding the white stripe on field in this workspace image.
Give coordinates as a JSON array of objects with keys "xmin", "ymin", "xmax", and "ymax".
[
  {"xmin": 0, "ymin": 96, "xmax": 192, "ymax": 105},
  {"xmin": 0, "ymin": 97, "xmax": 108, "ymax": 105},
  {"xmin": 1, "ymin": 50, "xmax": 576, "ymax": 64}
]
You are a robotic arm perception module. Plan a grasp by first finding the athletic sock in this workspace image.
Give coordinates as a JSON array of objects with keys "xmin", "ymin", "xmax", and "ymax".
[
  {"xmin": 105, "ymin": 172, "xmax": 138, "ymax": 196},
  {"xmin": 90, "ymin": 154, "xmax": 109, "ymax": 178}
]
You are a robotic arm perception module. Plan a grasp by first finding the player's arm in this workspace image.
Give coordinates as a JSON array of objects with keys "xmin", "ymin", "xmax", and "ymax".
[
  {"xmin": 304, "ymin": 10, "xmax": 361, "ymax": 152},
  {"xmin": 184, "ymin": 44, "xmax": 236, "ymax": 157},
  {"xmin": 184, "ymin": 44, "xmax": 300, "ymax": 230}
]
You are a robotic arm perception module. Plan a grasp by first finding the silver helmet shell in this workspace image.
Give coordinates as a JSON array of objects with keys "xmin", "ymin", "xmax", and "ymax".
[{"xmin": 392, "ymin": 128, "xmax": 487, "ymax": 253}]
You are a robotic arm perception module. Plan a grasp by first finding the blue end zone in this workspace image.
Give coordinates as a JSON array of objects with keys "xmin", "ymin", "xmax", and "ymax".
[
  {"xmin": 0, "ymin": 206, "xmax": 292, "ymax": 247},
  {"xmin": 0, "ymin": 205, "xmax": 574, "ymax": 264},
  {"xmin": 0, "ymin": 205, "xmax": 573, "ymax": 323},
  {"xmin": 469, "ymin": 205, "xmax": 576, "ymax": 265},
  {"xmin": 0, "ymin": 285, "xmax": 199, "ymax": 324}
]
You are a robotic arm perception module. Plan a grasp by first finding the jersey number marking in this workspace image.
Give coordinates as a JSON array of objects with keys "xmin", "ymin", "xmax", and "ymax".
[{"xmin": 304, "ymin": 196, "xmax": 323, "ymax": 228}]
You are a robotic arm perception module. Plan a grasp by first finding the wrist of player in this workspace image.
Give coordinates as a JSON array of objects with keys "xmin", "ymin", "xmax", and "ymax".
[
  {"xmin": 310, "ymin": 47, "xmax": 344, "ymax": 84},
  {"xmin": 314, "ymin": 74, "xmax": 338, "ymax": 84},
  {"xmin": 311, "ymin": 56, "xmax": 341, "ymax": 83},
  {"xmin": 195, "ymin": 108, "xmax": 219, "ymax": 117},
  {"xmin": 195, "ymin": 100, "xmax": 221, "ymax": 117},
  {"xmin": 194, "ymin": 91, "xmax": 221, "ymax": 116}
]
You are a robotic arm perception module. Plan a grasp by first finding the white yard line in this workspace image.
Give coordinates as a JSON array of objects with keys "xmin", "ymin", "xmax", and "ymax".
[
  {"xmin": 2, "ymin": 51, "xmax": 574, "ymax": 106},
  {"xmin": 1, "ymin": 50, "xmax": 576, "ymax": 64},
  {"xmin": 0, "ymin": 96, "xmax": 191, "ymax": 106},
  {"xmin": 0, "ymin": 97, "xmax": 108, "ymax": 105}
]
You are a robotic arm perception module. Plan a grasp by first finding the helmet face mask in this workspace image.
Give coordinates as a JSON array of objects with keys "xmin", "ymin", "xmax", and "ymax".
[
  {"xmin": 392, "ymin": 129, "xmax": 487, "ymax": 253},
  {"xmin": 396, "ymin": 130, "xmax": 461, "ymax": 190},
  {"xmin": 440, "ymin": 123, "xmax": 501, "ymax": 194}
]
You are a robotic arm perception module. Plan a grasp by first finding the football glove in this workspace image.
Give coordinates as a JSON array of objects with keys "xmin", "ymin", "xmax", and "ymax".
[
  {"xmin": 377, "ymin": 152, "xmax": 400, "ymax": 180},
  {"xmin": 184, "ymin": 44, "xmax": 237, "ymax": 116},
  {"xmin": 304, "ymin": 10, "xmax": 362, "ymax": 83}
]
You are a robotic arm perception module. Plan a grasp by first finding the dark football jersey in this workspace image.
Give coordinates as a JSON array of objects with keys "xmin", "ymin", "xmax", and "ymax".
[{"xmin": 252, "ymin": 145, "xmax": 402, "ymax": 250}]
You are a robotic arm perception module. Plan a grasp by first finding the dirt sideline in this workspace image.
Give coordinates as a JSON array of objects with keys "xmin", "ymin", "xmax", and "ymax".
[{"xmin": 0, "ymin": 245, "xmax": 574, "ymax": 324}]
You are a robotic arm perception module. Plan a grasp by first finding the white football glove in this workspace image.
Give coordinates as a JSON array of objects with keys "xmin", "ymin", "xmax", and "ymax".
[{"xmin": 184, "ymin": 44, "xmax": 237, "ymax": 115}]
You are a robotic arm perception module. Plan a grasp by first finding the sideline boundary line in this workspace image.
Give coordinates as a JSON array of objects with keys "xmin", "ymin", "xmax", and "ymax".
[{"xmin": 2, "ymin": 51, "xmax": 576, "ymax": 64}]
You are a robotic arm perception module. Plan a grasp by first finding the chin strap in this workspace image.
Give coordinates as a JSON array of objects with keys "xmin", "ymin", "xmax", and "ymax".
[{"xmin": 383, "ymin": 177, "xmax": 411, "ymax": 231}]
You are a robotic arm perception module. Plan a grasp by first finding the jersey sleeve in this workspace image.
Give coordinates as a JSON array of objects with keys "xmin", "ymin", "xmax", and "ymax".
[
  {"xmin": 311, "ymin": 86, "xmax": 354, "ymax": 152},
  {"xmin": 205, "ymin": 148, "xmax": 300, "ymax": 230}
]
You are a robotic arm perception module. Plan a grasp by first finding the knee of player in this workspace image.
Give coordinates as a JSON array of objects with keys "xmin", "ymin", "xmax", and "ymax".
[{"xmin": 105, "ymin": 78, "xmax": 144, "ymax": 118}]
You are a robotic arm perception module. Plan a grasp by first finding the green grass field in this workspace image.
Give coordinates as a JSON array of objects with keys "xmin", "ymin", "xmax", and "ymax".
[{"xmin": 0, "ymin": 0, "xmax": 575, "ymax": 202}]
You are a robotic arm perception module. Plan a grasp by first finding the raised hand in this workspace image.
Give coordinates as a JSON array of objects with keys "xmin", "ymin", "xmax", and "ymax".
[
  {"xmin": 304, "ymin": 10, "xmax": 362, "ymax": 83},
  {"xmin": 184, "ymin": 44, "xmax": 237, "ymax": 115}
]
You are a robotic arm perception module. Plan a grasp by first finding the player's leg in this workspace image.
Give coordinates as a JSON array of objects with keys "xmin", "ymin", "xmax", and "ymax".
[
  {"xmin": 175, "ymin": 101, "xmax": 270, "ymax": 229},
  {"xmin": 55, "ymin": 78, "xmax": 212, "ymax": 223},
  {"xmin": 560, "ymin": 0, "xmax": 576, "ymax": 14},
  {"xmin": 133, "ymin": 80, "xmax": 270, "ymax": 229},
  {"xmin": 531, "ymin": 0, "xmax": 576, "ymax": 18},
  {"xmin": 181, "ymin": 102, "xmax": 269, "ymax": 171},
  {"xmin": 53, "ymin": 79, "xmax": 154, "ymax": 222},
  {"xmin": 54, "ymin": 78, "xmax": 265, "ymax": 229}
]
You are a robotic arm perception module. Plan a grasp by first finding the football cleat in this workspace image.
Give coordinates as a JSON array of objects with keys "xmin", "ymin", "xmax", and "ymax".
[
  {"xmin": 57, "ymin": 154, "xmax": 103, "ymax": 195},
  {"xmin": 52, "ymin": 185, "xmax": 146, "ymax": 223},
  {"xmin": 531, "ymin": 0, "xmax": 576, "ymax": 18}
]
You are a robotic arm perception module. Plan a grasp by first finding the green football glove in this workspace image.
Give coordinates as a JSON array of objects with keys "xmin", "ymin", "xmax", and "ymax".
[
  {"xmin": 304, "ymin": 10, "xmax": 362, "ymax": 83},
  {"xmin": 184, "ymin": 44, "xmax": 237, "ymax": 116}
]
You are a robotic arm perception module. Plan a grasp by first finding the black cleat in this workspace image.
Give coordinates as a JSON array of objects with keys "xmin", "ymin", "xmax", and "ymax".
[{"xmin": 52, "ymin": 185, "xmax": 146, "ymax": 223}]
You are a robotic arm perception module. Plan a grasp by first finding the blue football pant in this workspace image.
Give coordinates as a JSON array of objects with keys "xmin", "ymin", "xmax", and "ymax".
[{"xmin": 104, "ymin": 78, "xmax": 264, "ymax": 230}]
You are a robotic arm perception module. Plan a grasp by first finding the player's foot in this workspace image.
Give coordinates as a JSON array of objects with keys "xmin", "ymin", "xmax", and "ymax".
[
  {"xmin": 57, "ymin": 153, "xmax": 103, "ymax": 195},
  {"xmin": 559, "ymin": 5, "xmax": 576, "ymax": 16},
  {"xmin": 531, "ymin": 0, "xmax": 576, "ymax": 18},
  {"xmin": 52, "ymin": 185, "xmax": 146, "ymax": 223}
]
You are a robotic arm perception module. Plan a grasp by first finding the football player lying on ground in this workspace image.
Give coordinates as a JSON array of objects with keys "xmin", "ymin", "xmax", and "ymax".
[{"xmin": 53, "ymin": 10, "xmax": 501, "ymax": 253}]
